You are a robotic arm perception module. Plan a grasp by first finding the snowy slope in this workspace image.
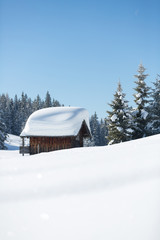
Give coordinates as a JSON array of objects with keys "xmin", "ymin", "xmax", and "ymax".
[
  {"xmin": 0, "ymin": 135, "xmax": 160, "ymax": 240},
  {"xmin": 4, "ymin": 134, "xmax": 21, "ymax": 150}
]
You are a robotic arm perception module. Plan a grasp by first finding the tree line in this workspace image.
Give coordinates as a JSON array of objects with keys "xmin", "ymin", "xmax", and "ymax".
[
  {"xmin": 0, "ymin": 91, "xmax": 61, "ymax": 149},
  {"xmin": 0, "ymin": 63, "xmax": 160, "ymax": 149},
  {"xmin": 0, "ymin": 90, "xmax": 107, "ymax": 149}
]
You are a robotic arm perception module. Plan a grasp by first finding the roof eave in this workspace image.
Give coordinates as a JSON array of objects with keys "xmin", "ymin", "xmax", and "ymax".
[{"xmin": 20, "ymin": 134, "xmax": 77, "ymax": 138}]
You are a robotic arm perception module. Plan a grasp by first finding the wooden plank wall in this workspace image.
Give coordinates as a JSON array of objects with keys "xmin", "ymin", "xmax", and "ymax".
[{"xmin": 30, "ymin": 137, "xmax": 73, "ymax": 154}]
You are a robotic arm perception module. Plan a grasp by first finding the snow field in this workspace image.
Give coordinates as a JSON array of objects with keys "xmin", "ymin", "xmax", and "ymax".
[{"xmin": 0, "ymin": 134, "xmax": 160, "ymax": 240}]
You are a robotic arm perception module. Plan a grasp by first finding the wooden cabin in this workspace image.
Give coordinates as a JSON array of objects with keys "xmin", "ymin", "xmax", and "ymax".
[{"xmin": 20, "ymin": 107, "xmax": 91, "ymax": 155}]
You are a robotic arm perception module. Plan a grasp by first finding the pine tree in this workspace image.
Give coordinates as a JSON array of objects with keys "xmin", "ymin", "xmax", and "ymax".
[
  {"xmin": 53, "ymin": 99, "xmax": 61, "ymax": 107},
  {"xmin": 13, "ymin": 95, "xmax": 21, "ymax": 135},
  {"xmin": 107, "ymin": 82, "xmax": 133, "ymax": 145},
  {"xmin": 99, "ymin": 119, "xmax": 108, "ymax": 145},
  {"xmin": 132, "ymin": 63, "xmax": 150, "ymax": 139},
  {"xmin": 90, "ymin": 112, "xmax": 101, "ymax": 146},
  {"xmin": 148, "ymin": 74, "xmax": 160, "ymax": 135},
  {"xmin": 0, "ymin": 112, "xmax": 7, "ymax": 149},
  {"xmin": 0, "ymin": 94, "xmax": 11, "ymax": 133},
  {"xmin": 20, "ymin": 92, "xmax": 30, "ymax": 131},
  {"xmin": 32, "ymin": 95, "xmax": 42, "ymax": 111},
  {"xmin": 44, "ymin": 91, "xmax": 52, "ymax": 108},
  {"xmin": 8, "ymin": 98, "xmax": 15, "ymax": 134}
]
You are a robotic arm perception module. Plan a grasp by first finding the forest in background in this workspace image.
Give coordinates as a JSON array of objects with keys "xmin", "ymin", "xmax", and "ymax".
[
  {"xmin": 0, "ymin": 91, "xmax": 107, "ymax": 148},
  {"xmin": 0, "ymin": 64, "xmax": 160, "ymax": 149}
]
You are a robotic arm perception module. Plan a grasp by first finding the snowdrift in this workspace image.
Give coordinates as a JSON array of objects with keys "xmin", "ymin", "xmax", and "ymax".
[{"xmin": 0, "ymin": 134, "xmax": 160, "ymax": 240}]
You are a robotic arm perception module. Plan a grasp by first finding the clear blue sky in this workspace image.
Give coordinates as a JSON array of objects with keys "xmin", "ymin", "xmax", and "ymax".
[{"xmin": 0, "ymin": 0, "xmax": 160, "ymax": 119}]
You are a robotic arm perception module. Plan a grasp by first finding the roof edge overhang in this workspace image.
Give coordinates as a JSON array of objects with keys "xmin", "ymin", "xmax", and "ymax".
[
  {"xmin": 20, "ymin": 120, "xmax": 91, "ymax": 139},
  {"xmin": 20, "ymin": 135, "xmax": 76, "ymax": 138}
]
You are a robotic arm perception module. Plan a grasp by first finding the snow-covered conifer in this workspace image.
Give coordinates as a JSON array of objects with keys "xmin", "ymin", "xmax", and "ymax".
[
  {"xmin": 0, "ymin": 112, "xmax": 7, "ymax": 149},
  {"xmin": 90, "ymin": 112, "xmax": 101, "ymax": 146},
  {"xmin": 13, "ymin": 95, "xmax": 22, "ymax": 135},
  {"xmin": 0, "ymin": 94, "xmax": 12, "ymax": 133},
  {"xmin": 53, "ymin": 99, "xmax": 61, "ymax": 107},
  {"xmin": 147, "ymin": 74, "xmax": 160, "ymax": 135},
  {"xmin": 99, "ymin": 119, "xmax": 108, "ymax": 145},
  {"xmin": 20, "ymin": 93, "xmax": 32, "ymax": 131},
  {"xmin": 32, "ymin": 95, "xmax": 42, "ymax": 111},
  {"xmin": 107, "ymin": 82, "xmax": 133, "ymax": 144},
  {"xmin": 132, "ymin": 64, "xmax": 150, "ymax": 139},
  {"xmin": 44, "ymin": 91, "xmax": 52, "ymax": 108}
]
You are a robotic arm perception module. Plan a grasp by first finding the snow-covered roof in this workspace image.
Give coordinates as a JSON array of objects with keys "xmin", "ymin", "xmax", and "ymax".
[{"xmin": 20, "ymin": 107, "xmax": 90, "ymax": 137}]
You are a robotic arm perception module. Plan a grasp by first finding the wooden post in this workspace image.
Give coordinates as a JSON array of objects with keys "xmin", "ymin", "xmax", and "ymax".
[
  {"xmin": 37, "ymin": 144, "xmax": 40, "ymax": 154},
  {"xmin": 22, "ymin": 137, "xmax": 24, "ymax": 156}
]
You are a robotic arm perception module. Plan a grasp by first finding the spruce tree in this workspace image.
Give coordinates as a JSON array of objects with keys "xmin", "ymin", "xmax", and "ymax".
[
  {"xmin": 44, "ymin": 91, "xmax": 52, "ymax": 108},
  {"xmin": 20, "ymin": 92, "xmax": 30, "ymax": 131},
  {"xmin": 32, "ymin": 95, "xmax": 42, "ymax": 111},
  {"xmin": 0, "ymin": 112, "xmax": 7, "ymax": 149},
  {"xmin": 5, "ymin": 95, "xmax": 12, "ymax": 133},
  {"xmin": 99, "ymin": 119, "xmax": 108, "ymax": 145},
  {"xmin": 148, "ymin": 74, "xmax": 160, "ymax": 135},
  {"xmin": 8, "ymin": 98, "xmax": 15, "ymax": 134},
  {"xmin": 107, "ymin": 82, "xmax": 133, "ymax": 144},
  {"xmin": 90, "ymin": 112, "xmax": 101, "ymax": 146},
  {"xmin": 53, "ymin": 99, "xmax": 61, "ymax": 107},
  {"xmin": 13, "ymin": 95, "xmax": 21, "ymax": 135},
  {"xmin": 132, "ymin": 64, "xmax": 150, "ymax": 139}
]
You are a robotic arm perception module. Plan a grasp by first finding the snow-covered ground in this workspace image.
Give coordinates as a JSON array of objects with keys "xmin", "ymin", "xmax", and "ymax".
[
  {"xmin": 4, "ymin": 134, "xmax": 21, "ymax": 150},
  {"xmin": 0, "ymin": 134, "xmax": 160, "ymax": 240},
  {"xmin": 5, "ymin": 134, "xmax": 29, "ymax": 150}
]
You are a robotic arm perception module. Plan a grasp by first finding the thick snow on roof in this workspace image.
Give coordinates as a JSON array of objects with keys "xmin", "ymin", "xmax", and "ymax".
[{"xmin": 20, "ymin": 107, "xmax": 90, "ymax": 137}]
